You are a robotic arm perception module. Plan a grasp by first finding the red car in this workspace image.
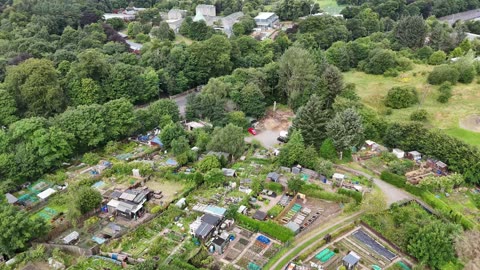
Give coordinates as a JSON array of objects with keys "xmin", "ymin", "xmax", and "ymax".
[{"xmin": 248, "ymin": 127, "xmax": 257, "ymax": 135}]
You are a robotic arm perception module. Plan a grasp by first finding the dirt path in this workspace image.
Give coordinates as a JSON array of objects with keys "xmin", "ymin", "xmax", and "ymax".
[
  {"xmin": 334, "ymin": 165, "xmax": 412, "ymax": 206},
  {"xmin": 459, "ymin": 114, "xmax": 480, "ymax": 132}
]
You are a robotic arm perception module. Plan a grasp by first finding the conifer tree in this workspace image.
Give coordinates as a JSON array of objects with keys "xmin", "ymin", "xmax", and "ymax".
[{"xmin": 292, "ymin": 95, "xmax": 331, "ymax": 149}]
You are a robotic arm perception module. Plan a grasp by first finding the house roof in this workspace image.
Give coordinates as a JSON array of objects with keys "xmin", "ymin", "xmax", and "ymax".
[
  {"xmin": 205, "ymin": 205, "xmax": 227, "ymax": 217},
  {"xmin": 332, "ymin": 173, "xmax": 345, "ymax": 179},
  {"xmin": 201, "ymin": 213, "xmax": 221, "ymax": 226},
  {"xmin": 343, "ymin": 251, "xmax": 361, "ymax": 265},
  {"xmin": 6, "ymin": 193, "xmax": 17, "ymax": 204},
  {"xmin": 63, "ymin": 231, "xmax": 79, "ymax": 244},
  {"xmin": 212, "ymin": 236, "xmax": 228, "ymax": 246},
  {"xmin": 193, "ymin": 12, "xmax": 206, "ymax": 22},
  {"xmin": 195, "ymin": 222, "xmax": 214, "ymax": 238},
  {"xmin": 267, "ymin": 172, "xmax": 280, "ymax": 181},
  {"xmin": 222, "ymin": 168, "xmax": 236, "ymax": 177},
  {"xmin": 253, "ymin": 210, "xmax": 267, "ymax": 220},
  {"xmin": 409, "ymin": 151, "xmax": 421, "ymax": 156},
  {"xmin": 37, "ymin": 188, "xmax": 56, "ymax": 200},
  {"xmin": 436, "ymin": 161, "xmax": 447, "ymax": 168},
  {"xmin": 238, "ymin": 205, "xmax": 247, "ymax": 213},
  {"xmin": 392, "ymin": 148, "xmax": 404, "ymax": 153},
  {"xmin": 255, "ymin": 12, "xmax": 276, "ymax": 20}
]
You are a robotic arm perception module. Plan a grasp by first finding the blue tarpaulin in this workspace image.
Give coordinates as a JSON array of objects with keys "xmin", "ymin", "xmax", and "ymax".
[
  {"xmin": 256, "ymin": 235, "xmax": 270, "ymax": 245},
  {"xmin": 151, "ymin": 136, "xmax": 163, "ymax": 146},
  {"xmin": 92, "ymin": 236, "xmax": 106, "ymax": 244}
]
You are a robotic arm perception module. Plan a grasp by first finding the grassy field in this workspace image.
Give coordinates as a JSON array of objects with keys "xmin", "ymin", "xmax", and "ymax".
[
  {"xmin": 316, "ymin": 0, "xmax": 345, "ymax": 15},
  {"xmin": 344, "ymin": 64, "xmax": 480, "ymax": 147}
]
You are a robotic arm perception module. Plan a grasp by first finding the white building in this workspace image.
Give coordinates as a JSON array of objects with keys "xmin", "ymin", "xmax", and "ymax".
[
  {"xmin": 196, "ymin": 4, "xmax": 216, "ymax": 17},
  {"xmin": 254, "ymin": 12, "xmax": 279, "ymax": 28}
]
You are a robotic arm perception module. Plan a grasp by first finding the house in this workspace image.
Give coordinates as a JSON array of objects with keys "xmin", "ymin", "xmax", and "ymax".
[
  {"xmin": 196, "ymin": 4, "xmax": 216, "ymax": 17},
  {"xmin": 221, "ymin": 12, "xmax": 245, "ymax": 37},
  {"xmin": 254, "ymin": 12, "xmax": 279, "ymax": 29},
  {"xmin": 211, "ymin": 235, "xmax": 230, "ymax": 254},
  {"xmin": 342, "ymin": 251, "xmax": 361, "ymax": 270},
  {"xmin": 119, "ymin": 189, "xmax": 151, "ymax": 204},
  {"xmin": 267, "ymin": 172, "xmax": 280, "ymax": 182},
  {"xmin": 62, "ymin": 231, "xmax": 79, "ymax": 245},
  {"xmin": 190, "ymin": 213, "xmax": 223, "ymax": 241},
  {"xmin": 392, "ymin": 148, "xmax": 405, "ymax": 159},
  {"xmin": 407, "ymin": 151, "xmax": 422, "ymax": 161},
  {"xmin": 222, "ymin": 168, "xmax": 237, "ymax": 177},
  {"xmin": 285, "ymin": 221, "xmax": 300, "ymax": 234},
  {"xmin": 168, "ymin": 9, "xmax": 186, "ymax": 20},
  {"xmin": 253, "ymin": 210, "xmax": 267, "ymax": 221},
  {"xmin": 6, "ymin": 193, "xmax": 18, "ymax": 204}
]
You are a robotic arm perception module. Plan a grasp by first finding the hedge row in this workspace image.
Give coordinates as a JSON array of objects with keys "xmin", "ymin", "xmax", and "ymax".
[
  {"xmin": 236, "ymin": 214, "xmax": 294, "ymax": 243},
  {"xmin": 300, "ymin": 184, "xmax": 351, "ymax": 203},
  {"xmin": 380, "ymin": 171, "xmax": 475, "ymax": 229},
  {"xmin": 337, "ymin": 188, "xmax": 363, "ymax": 204},
  {"xmin": 265, "ymin": 182, "xmax": 284, "ymax": 193}
]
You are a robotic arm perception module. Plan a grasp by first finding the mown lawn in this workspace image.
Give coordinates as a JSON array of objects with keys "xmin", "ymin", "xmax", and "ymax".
[
  {"xmin": 316, "ymin": 0, "xmax": 345, "ymax": 15},
  {"xmin": 344, "ymin": 64, "xmax": 480, "ymax": 147}
]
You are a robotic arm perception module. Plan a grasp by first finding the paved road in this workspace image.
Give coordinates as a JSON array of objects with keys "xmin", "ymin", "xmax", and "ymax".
[
  {"xmin": 334, "ymin": 165, "xmax": 412, "ymax": 206},
  {"xmin": 269, "ymin": 212, "xmax": 363, "ymax": 270},
  {"xmin": 172, "ymin": 94, "xmax": 188, "ymax": 116},
  {"xmin": 244, "ymin": 129, "xmax": 281, "ymax": 149}
]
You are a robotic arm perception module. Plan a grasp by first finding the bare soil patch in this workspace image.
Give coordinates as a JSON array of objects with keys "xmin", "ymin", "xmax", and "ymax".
[{"xmin": 459, "ymin": 114, "xmax": 480, "ymax": 133}]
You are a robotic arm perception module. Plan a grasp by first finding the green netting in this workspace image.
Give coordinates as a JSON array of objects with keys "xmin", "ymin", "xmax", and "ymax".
[
  {"xmin": 372, "ymin": 265, "xmax": 382, "ymax": 270},
  {"xmin": 315, "ymin": 248, "xmax": 330, "ymax": 260},
  {"xmin": 291, "ymin": 204, "xmax": 302, "ymax": 212},
  {"xmin": 396, "ymin": 262, "xmax": 411, "ymax": 270},
  {"xmin": 248, "ymin": 262, "xmax": 261, "ymax": 270},
  {"xmin": 29, "ymin": 180, "xmax": 51, "ymax": 193},
  {"xmin": 320, "ymin": 251, "xmax": 335, "ymax": 262}
]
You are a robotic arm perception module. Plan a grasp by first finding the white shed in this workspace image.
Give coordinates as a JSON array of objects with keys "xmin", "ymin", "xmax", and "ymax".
[
  {"xmin": 62, "ymin": 231, "xmax": 79, "ymax": 244},
  {"xmin": 392, "ymin": 148, "xmax": 405, "ymax": 159},
  {"xmin": 332, "ymin": 173, "xmax": 345, "ymax": 181},
  {"xmin": 37, "ymin": 188, "xmax": 56, "ymax": 200}
]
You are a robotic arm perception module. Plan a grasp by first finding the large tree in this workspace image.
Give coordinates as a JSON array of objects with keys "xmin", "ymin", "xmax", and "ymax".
[
  {"xmin": 407, "ymin": 221, "xmax": 460, "ymax": 269},
  {"xmin": 0, "ymin": 204, "xmax": 48, "ymax": 256},
  {"xmin": 326, "ymin": 108, "xmax": 364, "ymax": 158},
  {"xmin": 4, "ymin": 58, "xmax": 65, "ymax": 117},
  {"xmin": 278, "ymin": 130, "xmax": 306, "ymax": 167},
  {"xmin": 207, "ymin": 124, "xmax": 245, "ymax": 159},
  {"xmin": 74, "ymin": 186, "xmax": 102, "ymax": 214},
  {"xmin": 0, "ymin": 90, "xmax": 18, "ymax": 126},
  {"xmin": 278, "ymin": 47, "xmax": 317, "ymax": 109},
  {"xmin": 393, "ymin": 16, "xmax": 427, "ymax": 49},
  {"xmin": 292, "ymin": 95, "xmax": 331, "ymax": 149}
]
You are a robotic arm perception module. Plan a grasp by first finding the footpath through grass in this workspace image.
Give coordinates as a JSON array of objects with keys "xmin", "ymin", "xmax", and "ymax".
[{"xmin": 316, "ymin": 0, "xmax": 345, "ymax": 14}]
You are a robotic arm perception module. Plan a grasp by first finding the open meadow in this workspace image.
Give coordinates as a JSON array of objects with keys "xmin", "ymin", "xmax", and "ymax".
[{"xmin": 344, "ymin": 64, "xmax": 480, "ymax": 147}]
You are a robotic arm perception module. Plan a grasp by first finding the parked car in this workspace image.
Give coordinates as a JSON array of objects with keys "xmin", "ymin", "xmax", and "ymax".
[
  {"xmin": 248, "ymin": 127, "xmax": 257, "ymax": 135},
  {"xmin": 277, "ymin": 136, "xmax": 288, "ymax": 143}
]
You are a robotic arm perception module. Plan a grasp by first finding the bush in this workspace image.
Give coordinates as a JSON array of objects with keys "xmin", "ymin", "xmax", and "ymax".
[
  {"xmin": 389, "ymin": 159, "xmax": 415, "ymax": 175},
  {"xmin": 428, "ymin": 65, "xmax": 459, "ymax": 85},
  {"xmin": 362, "ymin": 48, "xmax": 397, "ymax": 75},
  {"xmin": 410, "ymin": 109, "xmax": 428, "ymax": 121},
  {"xmin": 82, "ymin": 152, "xmax": 101, "ymax": 165},
  {"xmin": 396, "ymin": 56, "xmax": 413, "ymax": 71},
  {"xmin": 299, "ymin": 184, "xmax": 351, "ymax": 203},
  {"xmin": 236, "ymin": 215, "xmax": 294, "ymax": 242},
  {"xmin": 267, "ymin": 205, "xmax": 283, "ymax": 218},
  {"xmin": 383, "ymin": 69, "xmax": 399, "ymax": 77},
  {"xmin": 416, "ymin": 46, "xmax": 434, "ymax": 61},
  {"xmin": 264, "ymin": 182, "xmax": 284, "ymax": 193},
  {"xmin": 385, "ymin": 86, "xmax": 419, "ymax": 109},
  {"xmin": 337, "ymin": 188, "xmax": 363, "ymax": 203},
  {"xmin": 428, "ymin": 50, "xmax": 447, "ymax": 65},
  {"xmin": 150, "ymin": 205, "xmax": 162, "ymax": 214},
  {"xmin": 437, "ymin": 82, "xmax": 452, "ymax": 103},
  {"xmin": 380, "ymin": 171, "xmax": 407, "ymax": 188}
]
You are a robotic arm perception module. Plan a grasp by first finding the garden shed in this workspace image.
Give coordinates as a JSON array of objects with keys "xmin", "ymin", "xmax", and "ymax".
[
  {"xmin": 285, "ymin": 221, "xmax": 300, "ymax": 234},
  {"xmin": 222, "ymin": 168, "xmax": 237, "ymax": 177},
  {"xmin": 407, "ymin": 151, "xmax": 422, "ymax": 161},
  {"xmin": 392, "ymin": 148, "xmax": 405, "ymax": 159},
  {"xmin": 6, "ymin": 193, "xmax": 18, "ymax": 204},
  {"xmin": 253, "ymin": 210, "xmax": 267, "ymax": 220},
  {"xmin": 37, "ymin": 188, "xmax": 56, "ymax": 200},
  {"xmin": 343, "ymin": 251, "xmax": 361, "ymax": 270},
  {"xmin": 267, "ymin": 172, "xmax": 280, "ymax": 182},
  {"xmin": 62, "ymin": 231, "xmax": 79, "ymax": 245}
]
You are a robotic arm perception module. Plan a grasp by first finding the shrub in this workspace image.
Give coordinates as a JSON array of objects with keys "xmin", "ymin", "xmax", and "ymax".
[
  {"xmin": 82, "ymin": 152, "xmax": 100, "ymax": 165},
  {"xmin": 380, "ymin": 171, "xmax": 407, "ymax": 188},
  {"xmin": 396, "ymin": 56, "xmax": 413, "ymax": 71},
  {"xmin": 454, "ymin": 57, "xmax": 476, "ymax": 84},
  {"xmin": 385, "ymin": 86, "xmax": 419, "ymax": 109},
  {"xmin": 410, "ymin": 109, "xmax": 428, "ymax": 121},
  {"xmin": 236, "ymin": 215, "xmax": 294, "ymax": 242},
  {"xmin": 362, "ymin": 48, "xmax": 397, "ymax": 75},
  {"xmin": 264, "ymin": 182, "xmax": 284, "ymax": 193},
  {"xmin": 416, "ymin": 46, "xmax": 434, "ymax": 61},
  {"xmin": 428, "ymin": 50, "xmax": 446, "ymax": 65},
  {"xmin": 337, "ymin": 188, "xmax": 363, "ymax": 203},
  {"xmin": 427, "ymin": 65, "xmax": 459, "ymax": 85},
  {"xmin": 150, "ymin": 205, "xmax": 162, "ymax": 214},
  {"xmin": 389, "ymin": 159, "xmax": 415, "ymax": 175},
  {"xmin": 437, "ymin": 82, "xmax": 452, "ymax": 103},
  {"xmin": 383, "ymin": 69, "xmax": 399, "ymax": 77}
]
